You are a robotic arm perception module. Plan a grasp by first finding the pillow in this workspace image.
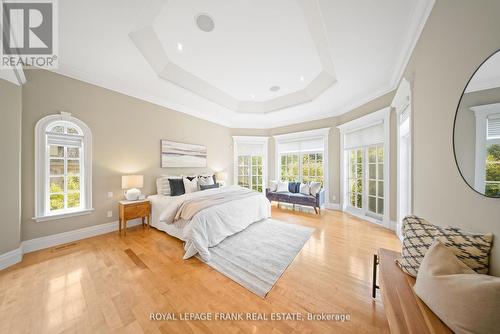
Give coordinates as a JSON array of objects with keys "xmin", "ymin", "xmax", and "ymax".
[
  {"xmin": 200, "ymin": 183, "xmax": 219, "ymax": 191},
  {"xmin": 414, "ymin": 240, "xmax": 500, "ymax": 334},
  {"xmin": 183, "ymin": 177, "xmax": 198, "ymax": 194},
  {"xmin": 168, "ymin": 178, "xmax": 185, "ymax": 196},
  {"xmin": 198, "ymin": 175, "xmax": 215, "ymax": 189},
  {"xmin": 156, "ymin": 175, "xmax": 181, "ymax": 195},
  {"xmin": 269, "ymin": 180, "xmax": 278, "ymax": 192},
  {"xmin": 276, "ymin": 181, "xmax": 289, "ymax": 192},
  {"xmin": 299, "ymin": 183, "xmax": 310, "ymax": 196},
  {"xmin": 198, "ymin": 174, "xmax": 217, "ymax": 184},
  {"xmin": 288, "ymin": 182, "xmax": 300, "ymax": 193},
  {"xmin": 397, "ymin": 215, "xmax": 493, "ymax": 277},
  {"xmin": 309, "ymin": 182, "xmax": 321, "ymax": 196}
]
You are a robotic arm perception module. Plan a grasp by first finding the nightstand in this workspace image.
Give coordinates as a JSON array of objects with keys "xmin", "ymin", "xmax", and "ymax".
[{"xmin": 119, "ymin": 199, "xmax": 151, "ymax": 236}]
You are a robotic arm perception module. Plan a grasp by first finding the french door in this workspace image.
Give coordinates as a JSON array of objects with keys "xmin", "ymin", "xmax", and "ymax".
[
  {"xmin": 237, "ymin": 155, "xmax": 264, "ymax": 192},
  {"xmin": 347, "ymin": 145, "xmax": 384, "ymax": 219}
]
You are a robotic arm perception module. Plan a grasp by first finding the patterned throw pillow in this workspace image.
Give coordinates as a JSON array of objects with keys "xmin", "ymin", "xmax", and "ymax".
[{"xmin": 398, "ymin": 215, "xmax": 493, "ymax": 277}]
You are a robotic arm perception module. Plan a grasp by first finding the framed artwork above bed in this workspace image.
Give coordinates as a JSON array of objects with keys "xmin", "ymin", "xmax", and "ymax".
[{"xmin": 161, "ymin": 140, "xmax": 207, "ymax": 168}]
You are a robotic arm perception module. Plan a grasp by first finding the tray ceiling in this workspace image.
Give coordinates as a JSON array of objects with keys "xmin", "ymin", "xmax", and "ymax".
[{"xmin": 53, "ymin": 0, "xmax": 435, "ymax": 128}]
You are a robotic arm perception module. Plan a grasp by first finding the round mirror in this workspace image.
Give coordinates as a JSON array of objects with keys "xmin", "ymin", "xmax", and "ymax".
[{"xmin": 454, "ymin": 50, "xmax": 500, "ymax": 197}]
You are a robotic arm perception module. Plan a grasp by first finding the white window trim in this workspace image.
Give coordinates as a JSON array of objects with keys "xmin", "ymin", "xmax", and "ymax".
[
  {"xmin": 232, "ymin": 136, "xmax": 269, "ymax": 193},
  {"xmin": 338, "ymin": 107, "xmax": 391, "ymax": 229},
  {"xmin": 273, "ymin": 127, "xmax": 330, "ymax": 204},
  {"xmin": 471, "ymin": 103, "xmax": 500, "ymax": 193},
  {"xmin": 394, "ymin": 78, "xmax": 412, "ymax": 240},
  {"xmin": 34, "ymin": 112, "xmax": 93, "ymax": 222}
]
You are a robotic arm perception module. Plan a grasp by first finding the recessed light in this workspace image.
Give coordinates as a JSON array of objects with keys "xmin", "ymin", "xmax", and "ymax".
[
  {"xmin": 300, "ymin": 76, "xmax": 304, "ymax": 82},
  {"xmin": 250, "ymin": 94, "xmax": 255, "ymax": 100},
  {"xmin": 196, "ymin": 14, "xmax": 215, "ymax": 32},
  {"xmin": 177, "ymin": 42, "xmax": 183, "ymax": 51},
  {"xmin": 270, "ymin": 86, "xmax": 280, "ymax": 92}
]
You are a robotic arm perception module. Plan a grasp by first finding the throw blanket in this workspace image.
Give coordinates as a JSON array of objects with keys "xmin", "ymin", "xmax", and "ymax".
[{"xmin": 174, "ymin": 188, "xmax": 260, "ymax": 221}]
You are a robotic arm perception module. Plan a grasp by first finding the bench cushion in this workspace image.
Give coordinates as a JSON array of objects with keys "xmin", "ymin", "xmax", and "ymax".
[{"xmin": 289, "ymin": 193, "xmax": 315, "ymax": 205}]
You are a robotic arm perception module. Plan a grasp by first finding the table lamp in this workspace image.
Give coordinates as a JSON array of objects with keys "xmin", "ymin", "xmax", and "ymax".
[
  {"xmin": 122, "ymin": 175, "xmax": 144, "ymax": 200},
  {"xmin": 215, "ymin": 171, "xmax": 227, "ymax": 186}
]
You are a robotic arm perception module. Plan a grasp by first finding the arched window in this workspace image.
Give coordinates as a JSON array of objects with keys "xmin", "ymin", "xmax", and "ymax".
[{"xmin": 34, "ymin": 112, "xmax": 93, "ymax": 221}]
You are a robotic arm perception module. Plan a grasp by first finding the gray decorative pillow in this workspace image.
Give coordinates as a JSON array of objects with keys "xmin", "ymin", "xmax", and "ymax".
[
  {"xmin": 397, "ymin": 215, "xmax": 493, "ymax": 277},
  {"xmin": 200, "ymin": 183, "xmax": 219, "ymax": 191},
  {"xmin": 156, "ymin": 175, "xmax": 181, "ymax": 195}
]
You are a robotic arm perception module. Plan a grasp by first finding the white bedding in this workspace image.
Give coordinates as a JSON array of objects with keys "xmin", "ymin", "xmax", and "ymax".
[{"xmin": 148, "ymin": 186, "xmax": 271, "ymax": 261}]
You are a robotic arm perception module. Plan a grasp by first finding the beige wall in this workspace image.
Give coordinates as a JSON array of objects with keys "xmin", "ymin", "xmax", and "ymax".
[
  {"xmin": 404, "ymin": 0, "xmax": 500, "ymax": 275},
  {"xmin": 0, "ymin": 79, "xmax": 22, "ymax": 254},
  {"xmin": 231, "ymin": 91, "xmax": 397, "ymax": 221},
  {"xmin": 21, "ymin": 70, "xmax": 233, "ymax": 240}
]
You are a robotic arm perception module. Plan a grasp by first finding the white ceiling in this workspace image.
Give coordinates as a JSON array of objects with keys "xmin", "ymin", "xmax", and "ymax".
[
  {"xmin": 54, "ymin": 0, "xmax": 435, "ymax": 128},
  {"xmin": 465, "ymin": 51, "xmax": 500, "ymax": 93}
]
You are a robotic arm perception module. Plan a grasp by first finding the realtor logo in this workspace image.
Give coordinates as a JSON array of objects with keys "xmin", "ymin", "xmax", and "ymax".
[{"xmin": 1, "ymin": 0, "xmax": 58, "ymax": 69}]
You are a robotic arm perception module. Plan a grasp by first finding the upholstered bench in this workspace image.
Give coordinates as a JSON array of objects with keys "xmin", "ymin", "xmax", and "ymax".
[
  {"xmin": 266, "ymin": 186, "xmax": 325, "ymax": 214},
  {"xmin": 373, "ymin": 249, "xmax": 452, "ymax": 334}
]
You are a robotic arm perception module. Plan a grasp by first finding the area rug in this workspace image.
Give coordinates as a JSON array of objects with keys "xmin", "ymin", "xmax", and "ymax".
[{"xmin": 197, "ymin": 219, "xmax": 314, "ymax": 297}]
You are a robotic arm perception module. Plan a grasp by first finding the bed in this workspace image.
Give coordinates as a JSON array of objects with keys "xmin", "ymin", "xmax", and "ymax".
[{"xmin": 148, "ymin": 185, "xmax": 271, "ymax": 261}]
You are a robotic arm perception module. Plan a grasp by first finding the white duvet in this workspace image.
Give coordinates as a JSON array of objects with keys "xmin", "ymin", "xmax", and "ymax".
[{"xmin": 148, "ymin": 186, "xmax": 271, "ymax": 261}]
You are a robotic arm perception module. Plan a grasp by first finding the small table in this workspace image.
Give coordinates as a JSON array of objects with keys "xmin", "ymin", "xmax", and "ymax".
[{"xmin": 119, "ymin": 199, "xmax": 151, "ymax": 236}]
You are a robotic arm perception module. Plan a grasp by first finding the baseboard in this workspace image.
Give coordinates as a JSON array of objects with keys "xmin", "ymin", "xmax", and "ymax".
[
  {"xmin": 324, "ymin": 202, "xmax": 341, "ymax": 210},
  {"xmin": 0, "ymin": 246, "xmax": 23, "ymax": 270},
  {"xmin": 390, "ymin": 220, "xmax": 398, "ymax": 232},
  {"xmin": 22, "ymin": 219, "xmax": 142, "ymax": 254}
]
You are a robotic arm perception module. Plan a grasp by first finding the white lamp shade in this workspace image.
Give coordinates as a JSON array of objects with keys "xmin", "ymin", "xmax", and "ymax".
[
  {"xmin": 215, "ymin": 171, "xmax": 227, "ymax": 181},
  {"xmin": 121, "ymin": 175, "xmax": 144, "ymax": 189}
]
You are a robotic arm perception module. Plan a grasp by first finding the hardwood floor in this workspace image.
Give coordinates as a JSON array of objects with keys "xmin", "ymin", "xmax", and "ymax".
[{"xmin": 0, "ymin": 206, "xmax": 400, "ymax": 334}]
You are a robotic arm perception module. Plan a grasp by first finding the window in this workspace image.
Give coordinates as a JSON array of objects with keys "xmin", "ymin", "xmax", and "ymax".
[
  {"xmin": 338, "ymin": 108, "xmax": 390, "ymax": 227},
  {"xmin": 238, "ymin": 155, "xmax": 263, "ymax": 192},
  {"xmin": 276, "ymin": 135, "xmax": 327, "ymax": 186},
  {"xmin": 471, "ymin": 105, "xmax": 500, "ymax": 196},
  {"xmin": 302, "ymin": 153, "xmax": 323, "ymax": 183},
  {"xmin": 233, "ymin": 136, "xmax": 268, "ymax": 193},
  {"xmin": 274, "ymin": 128, "xmax": 330, "ymax": 201},
  {"xmin": 47, "ymin": 122, "xmax": 83, "ymax": 212},
  {"xmin": 367, "ymin": 146, "xmax": 384, "ymax": 215},
  {"xmin": 348, "ymin": 149, "xmax": 363, "ymax": 208},
  {"xmin": 485, "ymin": 144, "xmax": 500, "ymax": 196},
  {"xmin": 279, "ymin": 152, "xmax": 324, "ymax": 184},
  {"xmin": 280, "ymin": 153, "xmax": 299, "ymax": 182},
  {"xmin": 347, "ymin": 146, "xmax": 384, "ymax": 216},
  {"xmin": 35, "ymin": 112, "xmax": 93, "ymax": 221}
]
